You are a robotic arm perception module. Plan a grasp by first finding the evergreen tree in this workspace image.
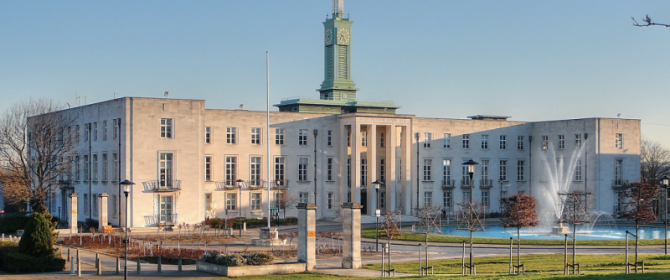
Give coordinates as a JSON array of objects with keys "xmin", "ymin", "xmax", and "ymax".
[{"xmin": 18, "ymin": 212, "xmax": 57, "ymax": 257}]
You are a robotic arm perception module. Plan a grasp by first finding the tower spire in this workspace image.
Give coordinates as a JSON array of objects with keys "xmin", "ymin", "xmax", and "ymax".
[{"xmin": 332, "ymin": 0, "xmax": 343, "ymax": 17}]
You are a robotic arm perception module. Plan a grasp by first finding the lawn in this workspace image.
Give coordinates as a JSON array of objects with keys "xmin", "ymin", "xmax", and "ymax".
[
  {"xmin": 363, "ymin": 254, "xmax": 670, "ymax": 274},
  {"xmin": 235, "ymin": 271, "xmax": 670, "ymax": 279},
  {"xmin": 361, "ymin": 228, "xmax": 669, "ymax": 246}
]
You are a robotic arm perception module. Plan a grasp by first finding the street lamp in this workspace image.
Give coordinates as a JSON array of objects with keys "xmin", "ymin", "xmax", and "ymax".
[
  {"xmin": 119, "ymin": 179, "xmax": 135, "ymax": 280},
  {"xmin": 313, "ymin": 129, "xmax": 318, "ymax": 207},
  {"xmin": 373, "ymin": 180, "xmax": 383, "ymax": 252},
  {"xmin": 462, "ymin": 159, "xmax": 480, "ymax": 275},
  {"xmin": 661, "ymin": 175, "xmax": 670, "ymax": 255},
  {"xmin": 236, "ymin": 179, "xmax": 245, "ymax": 237}
]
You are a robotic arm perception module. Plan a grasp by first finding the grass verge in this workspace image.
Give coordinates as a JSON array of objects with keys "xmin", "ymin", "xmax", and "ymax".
[{"xmin": 235, "ymin": 271, "xmax": 670, "ymax": 279}]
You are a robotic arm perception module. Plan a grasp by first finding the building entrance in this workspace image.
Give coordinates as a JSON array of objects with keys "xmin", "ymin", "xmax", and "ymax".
[{"xmin": 361, "ymin": 193, "xmax": 367, "ymax": 215}]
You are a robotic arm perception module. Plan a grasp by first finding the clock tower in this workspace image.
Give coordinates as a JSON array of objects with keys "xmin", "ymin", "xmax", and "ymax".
[{"xmin": 319, "ymin": 0, "xmax": 357, "ymax": 101}]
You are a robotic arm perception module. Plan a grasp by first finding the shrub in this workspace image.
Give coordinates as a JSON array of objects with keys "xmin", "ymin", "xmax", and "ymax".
[
  {"xmin": 245, "ymin": 252, "xmax": 275, "ymax": 266},
  {"xmin": 0, "ymin": 215, "xmax": 30, "ymax": 234},
  {"xmin": 18, "ymin": 212, "xmax": 57, "ymax": 257},
  {"xmin": 200, "ymin": 252, "xmax": 274, "ymax": 266},
  {"xmin": 84, "ymin": 219, "xmax": 99, "ymax": 231},
  {"xmin": 0, "ymin": 251, "xmax": 65, "ymax": 274}
]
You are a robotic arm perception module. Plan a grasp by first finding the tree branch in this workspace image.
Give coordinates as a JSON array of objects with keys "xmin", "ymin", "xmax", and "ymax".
[{"xmin": 632, "ymin": 15, "xmax": 670, "ymax": 28}]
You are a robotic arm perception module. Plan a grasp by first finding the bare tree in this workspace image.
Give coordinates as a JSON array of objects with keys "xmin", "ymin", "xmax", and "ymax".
[
  {"xmin": 500, "ymin": 194, "xmax": 539, "ymax": 271},
  {"xmin": 0, "ymin": 98, "xmax": 76, "ymax": 212},
  {"xmin": 632, "ymin": 15, "xmax": 670, "ymax": 29},
  {"xmin": 624, "ymin": 182, "xmax": 662, "ymax": 266},
  {"xmin": 640, "ymin": 138, "xmax": 670, "ymax": 184},
  {"xmin": 277, "ymin": 194, "xmax": 300, "ymax": 221}
]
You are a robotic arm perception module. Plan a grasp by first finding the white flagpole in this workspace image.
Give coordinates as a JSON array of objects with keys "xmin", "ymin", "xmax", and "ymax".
[{"xmin": 266, "ymin": 51, "xmax": 271, "ymax": 229}]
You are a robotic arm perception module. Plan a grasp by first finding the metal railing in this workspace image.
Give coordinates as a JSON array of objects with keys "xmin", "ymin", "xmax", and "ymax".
[
  {"xmin": 143, "ymin": 213, "xmax": 179, "ymax": 226},
  {"xmin": 142, "ymin": 180, "xmax": 182, "ymax": 192},
  {"xmin": 442, "ymin": 179, "xmax": 455, "ymax": 188},
  {"xmin": 612, "ymin": 179, "xmax": 627, "ymax": 188},
  {"xmin": 480, "ymin": 179, "xmax": 493, "ymax": 188},
  {"xmin": 460, "ymin": 179, "xmax": 471, "ymax": 189},
  {"xmin": 272, "ymin": 180, "xmax": 290, "ymax": 190}
]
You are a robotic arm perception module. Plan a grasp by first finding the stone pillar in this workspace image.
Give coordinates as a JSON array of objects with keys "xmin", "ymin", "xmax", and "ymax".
[
  {"xmin": 342, "ymin": 202, "xmax": 362, "ymax": 269},
  {"xmin": 339, "ymin": 124, "xmax": 349, "ymax": 212},
  {"xmin": 387, "ymin": 125, "xmax": 396, "ymax": 213},
  {"xmin": 69, "ymin": 193, "xmax": 78, "ymax": 232},
  {"xmin": 98, "ymin": 193, "xmax": 108, "ymax": 232},
  {"xmin": 351, "ymin": 124, "xmax": 361, "ymax": 204},
  {"xmin": 403, "ymin": 125, "xmax": 413, "ymax": 215},
  {"xmin": 297, "ymin": 203, "xmax": 317, "ymax": 271},
  {"xmin": 367, "ymin": 125, "xmax": 377, "ymax": 215}
]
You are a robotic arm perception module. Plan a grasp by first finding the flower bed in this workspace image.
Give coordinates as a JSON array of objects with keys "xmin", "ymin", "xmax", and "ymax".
[{"xmin": 197, "ymin": 252, "xmax": 306, "ymax": 277}]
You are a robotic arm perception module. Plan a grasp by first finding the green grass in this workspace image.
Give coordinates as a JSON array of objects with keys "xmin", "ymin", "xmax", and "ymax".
[
  {"xmin": 363, "ymin": 254, "xmax": 670, "ymax": 274},
  {"xmin": 232, "ymin": 271, "xmax": 670, "ymax": 279},
  {"xmin": 362, "ymin": 228, "xmax": 669, "ymax": 246}
]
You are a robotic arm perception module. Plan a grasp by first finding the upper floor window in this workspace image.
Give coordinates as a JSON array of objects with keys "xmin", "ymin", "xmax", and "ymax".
[
  {"xmin": 542, "ymin": 135, "xmax": 549, "ymax": 150},
  {"xmin": 327, "ymin": 130, "xmax": 333, "ymax": 146},
  {"xmin": 103, "ymin": 121, "xmax": 108, "ymax": 140},
  {"xmin": 575, "ymin": 134, "xmax": 582, "ymax": 147},
  {"xmin": 251, "ymin": 128, "xmax": 261, "ymax": 145},
  {"xmin": 274, "ymin": 157, "xmax": 285, "ymax": 183},
  {"xmin": 380, "ymin": 159, "xmax": 385, "ymax": 182},
  {"xmin": 112, "ymin": 153, "xmax": 118, "ymax": 182},
  {"xmin": 574, "ymin": 159, "xmax": 582, "ymax": 181},
  {"xmin": 160, "ymin": 119, "xmax": 173, "ymax": 138},
  {"xmin": 517, "ymin": 136, "xmax": 524, "ymax": 150},
  {"xmin": 481, "ymin": 160, "xmax": 489, "ymax": 181},
  {"xmin": 205, "ymin": 127, "xmax": 211, "ymax": 144},
  {"xmin": 614, "ymin": 159, "xmax": 623, "ymax": 184},
  {"xmin": 75, "ymin": 125, "xmax": 80, "ymax": 143},
  {"xmin": 423, "ymin": 159, "xmax": 432, "ymax": 181},
  {"xmin": 275, "ymin": 129, "xmax": 284, "ymax": 145},
  {"xmin": 361, "ymin": 159, "xmax": 367, "ymax": 186},
  {"xmin": 499, "ymin": 160, "xmax": 507, "ymax": 181},
  {"xmin": 159, "ymin": 153, "xmax": 173, "ymax": 187},
  {"xmin": 204, "ymin": 156, "xmax": 212, "ymax": 181},
  {"xmin": 225, "ymin": 156, "xmax": 237, "ymax": 185},
  {"xmin": 499, "ymin": 135, "xmax": 507, "ymax": 150},
  {"xmin": 93, "ymin": 122, "xmax": 98, "ymax": 141},
  {"xmin": 444, "ymin": 133, "xmax": 451, "ymax": 148},
  {"xmin": 616, "ymin": 133, "xmax": 623, "ymax": 149},
  {"xmin": 249, "ymin": 157, "xmax": 261, "ymax": 186},
  {"xmin": 102, "ymin": 153, "xmax": 108, "ymax": 182},
  {"xmin": 380, "ymin": 132, "xmax": 385, "ymax": 147},
  {"xmin": 327, "ymin": 158, "xmax": 334, "ymax": 181},
  {"xmin": 112, "ymin": 119, "xmax": 119, "ymax": 139},
  {"xmin": 462, "ymin": 134, "xmax": 470, "ymax": 149},
  {"xmin": 558, "ymin": 135, "xmax": 565, "ymax": 149},
  {"xmin": 517, "ymin": 160, "xmax": 525, "ymax": 181},
  {"xmin": 299, "ymin": 157, "xmax": 309, "ymax": 181},
  {"xmin": 361, "ymin": 132, "xmax": 368, "ymax": 147},
  {"xmin": 299, "ymin": 129, "xmax": 308, "ymax": 145},
  {"xmin": 226, "ymin": 127, "xmax": 236, "ymax": 144},
  {"xmin": 92, "ymin": 154, "xmax": 98, "ymax": 181},
  {"xmin": 85, "ymin": 123, "xmax": 90, "ymax": 142},
  {"xmin": 442, "ymin": 159, "xmax": 452, "ymax": 183},
  {"xmin": 481, "ymin": 135, "xmax": 489, "ymax": 149},
  {"xmin": 424, "ymin": 133, "xmax": 432, "ymax": 148}
]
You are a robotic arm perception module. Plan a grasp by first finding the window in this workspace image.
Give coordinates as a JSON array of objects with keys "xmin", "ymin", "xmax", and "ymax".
[
  {"xmin": 84, "ymin": 194, "xmax": 89, "ymax": 214},
  {"xmin": 226, "ymin": 127, "xmax": 236, "ymax": 144},
  {"xmin": 251, "ymin": 128, "xmax": 261, "ymax": 145},
  {"xmin": 159, "ymin": 153, "xmax": 173, "ymax": 187},
  {"xmin": 462, "ymin": 134, "xmax": 470, "ymax": 149},
  {"xmin": 423, "ymin": 159, "xmax": 432, "ymax": 181},
  {"xmin": 299, "ymin": 192, "xmax": 309, "ymax": 204},
  {"xmin": 205, "ymin": 156, "xmax": 212, "ymax": 181},
  {"xmin": 83, "ymin": 155, "xmax": 89, "ymax": 181},
  {"xmin": 299, "ymin": 157, "xmax": 309, "ymax": 181},
  {"xmin": 102, "ymin": 153, "xmax": 108, "ymax": 182},
  {"xmin": 205, "ymin": 127, "xmax": 211, "ymax": 144},
  {"xmin": 112, "ymin": 153, "xmax": 118, "ymax": 182},
  {"xmin": 92, "ymin": 154, "xmax": 98, "ymax": 181},
  {"xmin": 499, "ymin": 160, "xmax": 507, "ymax": 181},
  {"xmin": 205, "ymin": 194, "xmax": 212, "ymax": 212},
  {"xmin": 575, "ymin": 134, "xmax": 582, "ymax": 147},
  {"xmin": 442, "ymin": 159, "xmax": 451, "ymax": 185},
  {"xmin": 85, "ymin": 123, "xmax": 90, "ymax": 142},
  {"xmin": 616, "ymin": 133, "xmax": 623, "ymax": 149},
  {"xmin": 361, "ymin": 132, "xmax": 368, "ymax": 147},
  {"xmin": 226, "ymin": 193, "xmax": 237, "ymax": 210},
  {"xmin": 481, "ymin": 160, "xmax": 489, "ymax": 182},
  {"xmin": 424, "ymin": 133, "xmax": 432, "ymax": 148},
  {"xmin": 75, "ymin": 125, "xmax": 80, "ymax": 143},
  {"xmin": 347, "ymin": 157, "xmax": 351, "ymax": 187},
  {"xmin": 380, "ymin": 192, "xmax": 386, "ymax": 208},
  {"xmin": 463, "ymin": 191, "xmax": 471, "ymax": 202},
  {"xmin": 481, "ymin": 135, "xmax": 489, "ymax": 149},
  {"xmin": 380, "ymin": 132, "xmax": 384, "ymax": 147},
  {"xmin": 327, "ymin": 130, "xmax": 333, "ymax": 146},
  {"xmin": 327, "ymin": 158, "xmax": 334, "ymax": 181},
  {"xmin": 558, "ymin": 135, "xmax": 565, "ymax": 149},
  {"xmin": 275, "ymin": 129, "xmax": 284, "ymax": 145},
  {"xmin": 517, "ymin": 160, "xmax": 525, "ymax": 181},
  {"xmin": 347, "ymin": 131, "xmax": 351, "ymax": 147},
  {"xmin": 103, "ymin": 121, "xmax": 108, "ymax": 140},
  {"xmin": 74, "ymin": 156, "xmax": 80, "ymax": 181},
  {"xmin": 361, "ymin": 159, "xmax": 368, "ymax": 186},
  {"xmin": 299, "ymin": 129, "xmax": 308, "ymax": 145},
  {"xmin": 160, "ymin": 196, "xmax": 173, "ymax": 223},
  {"xmin": 542, "ymin": 135, "xmax": 548, "ymax": 150},
  {"xmin": 443, "ymin": 191, "xmax": 452, "ymax": 210},
  {"xmin": 112, "ymin": 195, "xmax": 117, "ymax": 217},
  {"xmin": 444, "ymin": 133, "xmax": 451, "ymax": 148},
  {"xmin": 327, "ymin": 192, "xmax": 333, "ymax": 209},
  {"xmin": 160, "ymin": 119, "xmax": 172, "ymax": 138},
  {"xmin": 482, "ymin": 191, "xmax": 489, "ymax": 209},
  {"xmin": 113, "ymin": 119, "xmax": 119, "ymax": 139},
  {"xmin": 517, "ymin": 136, "xmax": 524, "ymax": 150},
  {"xmin": 274, "ymin": 157, "xmax": 285, "ymax": 184},
  {"xmin": 574, "ymin": 160, "xmax": 582, "ymax": 181},
  {"xmin": 251, "ymin": 193, "xmax": 262, "ymax": 210},
  {"xmin": 499, "ymin": 135, "xmax": 506, "ymax": 150},
  {"xmin": 424, "ymin": 192, "xmax": 432, "ymax": 207},
  {"xmin": 614, "ymin": 159, "xmax": 623, "ymax": 185},
  {"xmin": 250, "ymin": 157, "xmax": 261, "ymax": 186},
  {"xmin": 92, "ymin": 193, "xmax": 98, "ymax": 216},
  {"xmin": 462, "ymin": 165, "xmax": 470, "ymax": 186},
  {"xmin": 93, "ymin": 122, "xmax": 98, "ymax": 141},
  {"xmin": 380, "ymin": 159, "xmax": 386, "ymax": 182}
]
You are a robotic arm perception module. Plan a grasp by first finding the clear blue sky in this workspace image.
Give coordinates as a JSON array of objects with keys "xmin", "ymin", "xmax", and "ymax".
[{"xmin": 1, "ymin": 1, "xmax": 669, "ymax": 147}]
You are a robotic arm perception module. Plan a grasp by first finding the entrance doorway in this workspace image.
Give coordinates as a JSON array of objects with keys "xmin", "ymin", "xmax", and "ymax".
[{"xmin": 361, "ymin": 192, "xmax": 367, "ymax": 215}]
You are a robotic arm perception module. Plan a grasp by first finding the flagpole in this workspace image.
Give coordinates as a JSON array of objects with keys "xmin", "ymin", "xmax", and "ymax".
[{"xmin": 266, "ymin": 51, "xmax": 271, "ymax": 229}]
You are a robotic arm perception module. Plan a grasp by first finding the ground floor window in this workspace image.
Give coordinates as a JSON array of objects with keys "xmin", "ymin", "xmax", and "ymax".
[
  {"xmin": 226, "ymin": 193, "xmax": 237, "ymax": 211},
  {"xmin": 251, "ymin": 193, "xmax": 262, "ymax": 210},
  {"xmin": 160, "ymin": 196, "xmax": 173, "ymax": 223},
  {"xmin": 424, "ymin": 192, "xmax": 432, "ymax": 207}
]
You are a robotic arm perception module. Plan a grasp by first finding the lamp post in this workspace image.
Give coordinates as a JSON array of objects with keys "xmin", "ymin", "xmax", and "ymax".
[
  {"xmin": 119, "ymin": 180, "xmax": 135, "ymax": 280},
  {"xmin": 373, "ymin": 180, "xmax": 382, "ymax": 252},
  {"xmin": 236, "ymin": 179, "xmax": 245, "ymax": 237},
  {"xmin": 462, "ymin": 159, "xmax": 480, "ymax": 275},
  {"xmin": 415, "ymin": 132, "xmax": 420, "ymax": 216},
  {"xmin": 313, "ymin": 129, "xmax": 318, "ymax": 207},
  {"xmin": 498, "ymin": 179, "xmax": 504, "ymax": 214},
  {"xmin": 661, "ymin": 175, "xmax": 670, "ymax": 255}
]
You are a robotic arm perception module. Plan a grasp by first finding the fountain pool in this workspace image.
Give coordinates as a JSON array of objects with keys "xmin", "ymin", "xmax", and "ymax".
[{"xmin": 439, "ymin": 225, "xmax": 667, "ymax": 240}]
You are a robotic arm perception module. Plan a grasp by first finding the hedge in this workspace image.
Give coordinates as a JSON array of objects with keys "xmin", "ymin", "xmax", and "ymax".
[
  {"xmin": 204, "ymin": 217, "xmax": 297, "ymax": 229},
  {"xmin": 200, "ymin": 252, "xmax": 275, "ymax": 266},
  {"xmin": 0, "ymin": 241, "xmax": 65, "ymax": 274}
]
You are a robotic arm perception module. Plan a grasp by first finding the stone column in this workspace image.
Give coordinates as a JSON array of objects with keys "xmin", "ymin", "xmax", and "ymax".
[
  {"xmin": 342, "ymin": 202, "xmax": 362, "ymax": 269},
  {"xmin": 297, "ymin": 203, "xmax": 317, "ymax": 271},
  {"xmin": 98, "ymin": 193, "xmax": 108, "ymax": 232},
  {"xmin": 339, "ymin": 124, "xmax": 349, "ymax": 213},
  {"xmin": 367, "ymin": 125, "xmax": 377, "ymax": 215},
  {"xmin": 403, "ymin": 125, "xmax": 413, "ymax": 215},
  {"xmin": 387, "ymin": 125, "xmax": 396, "ymax": 212},
  {"xmin": 351, "ymin": 123, "xmax": 361, "ymax": 204},
  {"xmin": 69, "ymin": 193, "xmax": 78, "ymax": 233}
]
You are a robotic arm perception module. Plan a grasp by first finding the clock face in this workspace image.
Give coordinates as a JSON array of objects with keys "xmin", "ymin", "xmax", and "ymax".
[
  {"xmin": 337, "ymin": 28, "xmax": 350, "ymax": 44},
  {"xmin": 325, "ymin": 29, "xmax": 333, "ymax": 45}
]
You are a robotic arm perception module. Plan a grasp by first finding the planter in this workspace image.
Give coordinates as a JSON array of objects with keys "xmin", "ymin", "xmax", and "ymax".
[{"xmin": 196, "ymin": 261, "xmax": 305, "ymax": 277}]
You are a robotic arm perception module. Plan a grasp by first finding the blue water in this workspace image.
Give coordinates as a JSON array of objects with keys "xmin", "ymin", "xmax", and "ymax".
[{"xmin": 438, "ymin": 225, "xmax": 667, "ymax": 240}]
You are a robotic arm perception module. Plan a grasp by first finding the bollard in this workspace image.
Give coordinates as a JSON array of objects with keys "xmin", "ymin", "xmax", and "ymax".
[
  {"xmin": 461, "ymin": 241, "xmax": 466, "ymax": 276},
  {"xmin": 157, "ymin": 255, "xmax": 162, "ymax": 273},
  {"xmin": 77, "ymin": 251, "xmax": 81, "ymax": 276},
  {"xmin": 243, "ymin": 222, "xmax": 246, "ymax": 232},
  {"xmin": 178, "ymin": 256, "xmax": 183, "ymax": 272},
  {"xmin": 71, "ymin": 257, "xmax": 75, "ymax": 274},
  {"xmin": 1, "ymin": 233, "xmax": 4, "ymax": 240},
  {"xmin": 68, "ymin": 248, "xmax": 71, "ymax": 260},
  {"xmin": 137, "ymin": 258, "xmax": 141, "ymax": 274},
  {"xmin": 418, "ymin": 245, "xmax": 422, "ymax": 276},
  {"xmin": 95, "ymin": 252, "xmax": 99, "ymax": 268},
  {"xmin": 116, "ymin": 257, "xmax": 120, "ymax": 274},
  {"xmin": 509, "ymin": 237, "xmax": 513, "ymax": 274},
  {"xmin": 59, "ymin": 245, "xmax": 62, "ymax": 258},
  {"xmin": 97, "ymin": 257, "xmax": 102, "ymax": 275},
  {"xmin": 473, "ymin": 264, "xmax": 477, "ymax": 275}
]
